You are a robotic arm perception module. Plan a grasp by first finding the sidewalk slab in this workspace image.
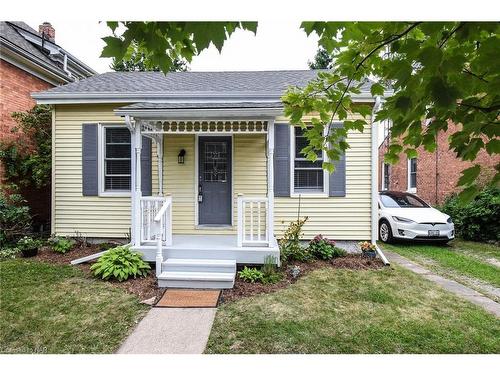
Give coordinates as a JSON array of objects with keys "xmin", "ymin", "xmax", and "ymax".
[
  {"xmin": 118, "ymin": 307, "xmax": 217, "ymax": 354},
  {"xmin": 385, "ymin": 251, "xmax": 500, "ymax": 318}
]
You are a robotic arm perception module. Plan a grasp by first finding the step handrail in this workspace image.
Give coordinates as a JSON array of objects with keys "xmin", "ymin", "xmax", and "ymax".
[{"xmin": 152, "ymin": 195, "xmax": 172, "ymax": 277}]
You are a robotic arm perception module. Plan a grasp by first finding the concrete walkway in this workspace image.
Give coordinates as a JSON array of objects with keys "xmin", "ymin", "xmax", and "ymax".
[
  {"xmin": 386, "ymin": 251, "xmax": 500, "ymax": 318},
  {"xmin": 118, "ymin": 307, "xmax": 217, "ymax": 354}
]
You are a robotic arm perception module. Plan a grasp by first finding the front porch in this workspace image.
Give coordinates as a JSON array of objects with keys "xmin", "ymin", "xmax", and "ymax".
[{"xmin": 116, "ymin": 102, "xmax": 283, "ymax": 288}]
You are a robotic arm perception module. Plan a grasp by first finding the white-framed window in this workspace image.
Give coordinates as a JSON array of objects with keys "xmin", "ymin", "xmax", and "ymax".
[
  {"xmin": 291, "ymin": 126, "xmax": 328, "ymax": 195},
  {"xmin": 407, "ymin": 157, "xmax": 417, "ymax": 193},
  {"xmin": 99, "ymin": 124, "xmax": 132, "ymax": 196},
  {"xmin": 382, "ymin": 163, "xmax": 390, "ymax": 191}
]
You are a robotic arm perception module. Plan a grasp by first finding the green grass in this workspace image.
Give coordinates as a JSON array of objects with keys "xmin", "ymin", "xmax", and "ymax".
[
  {"xmin": 206, "ymin": 266, "xmax": 500, "ymax": 353},
  {"xmin": 380, "ymin": 240, "xmax": 500, "ymax": 288},
  {"xmin": 0, "ymin": 259, "xmax": 148, "ymax": 353}
]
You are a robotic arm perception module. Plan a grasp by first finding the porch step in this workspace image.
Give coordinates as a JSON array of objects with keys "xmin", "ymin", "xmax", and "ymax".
[
  {"xmin": 157, "ymin": 271, "xmax": 236, "ymax": 289},
  {"xmin": 162, "ymin": 258, "xmax": 236, "ymax": 273}
]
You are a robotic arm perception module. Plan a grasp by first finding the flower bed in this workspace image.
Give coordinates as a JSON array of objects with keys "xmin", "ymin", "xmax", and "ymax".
[
  {"xmin": 221, "ymin": 254, "xmax": 385, "ymax": 303},
  {"xmin": 32, "ymin": 242, "xmax": 161, "ymax": 301}
]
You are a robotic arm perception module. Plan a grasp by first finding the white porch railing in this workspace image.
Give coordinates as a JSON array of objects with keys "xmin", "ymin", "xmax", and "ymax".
[
  {"xmin": 140, "ymin": 196, "xmax": 172, "ymax": 245},
  {"xmin": 237, "ymin": 194, "xmax": 269, "ymax": 247}
]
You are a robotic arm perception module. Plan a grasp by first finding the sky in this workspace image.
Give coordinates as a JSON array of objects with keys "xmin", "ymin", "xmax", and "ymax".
[{"xmin": 23, "ymin": 20, "xmax": 320, "ymax": 73}]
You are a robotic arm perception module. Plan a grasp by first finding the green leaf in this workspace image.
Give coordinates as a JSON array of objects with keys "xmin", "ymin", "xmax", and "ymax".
[
  {"xmin": 458, "ymin": 184, "xmax": 480, "ymax": 204},
  {"xmin": 370, "ymin": 82, "xmax": 385, "ymax": 96},
  {"xmin": 101, "ymin": 36, "xmax": 128, "ymax": 61},
  {"xmin": 486, "ymin": 139, "xmax": 500, "ymax": 155},
  {"xmin": 418, "ymin": 46, "xmax": 443, "ymax": 69},
  {"xmin": 457, "ymin": 165, "xmax": 481, "ymax": 187},
  {"xmin": 106, "ymin": 21, "xmax": 119, "ymax": 33}
]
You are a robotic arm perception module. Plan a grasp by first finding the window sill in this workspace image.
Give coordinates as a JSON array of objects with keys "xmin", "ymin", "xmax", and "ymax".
[
  {"xmin": 98, "ymin": 191, "xmax": 131, "ymax": 198},
  {"xmin": 291, "ymin": 191, "xmax": 329, "ymax": 198},
  {"xmin": 407, "ymin": 188, "xmax": 417, "ymax": 194}
]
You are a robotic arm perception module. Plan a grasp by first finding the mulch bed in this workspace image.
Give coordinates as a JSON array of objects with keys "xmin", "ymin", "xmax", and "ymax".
[
  {"xmin": 221, "ymin": 254, "xmax": 385, "ymax": 304},
  {"xmin": 30, "ymin": 243, "xmax": 162, "ymax": 302},
  {"xmin": 30, "ymin": 244, "xmax": 384, "ymax": 305}
]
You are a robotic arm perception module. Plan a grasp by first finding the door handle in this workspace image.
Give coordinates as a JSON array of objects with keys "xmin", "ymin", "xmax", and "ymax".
[{"xmin": 198, "ymin": 183, "xmax": 203, "ymax": 203}]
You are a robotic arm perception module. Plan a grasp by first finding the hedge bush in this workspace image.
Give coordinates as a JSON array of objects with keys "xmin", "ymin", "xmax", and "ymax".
[
  {"xmin": 441, "ymin": 186, "xmax": 500, "ymax": 242},
  {"xmin": 0, "ymin": 187, "xmax": 32, "ymax": 247}
]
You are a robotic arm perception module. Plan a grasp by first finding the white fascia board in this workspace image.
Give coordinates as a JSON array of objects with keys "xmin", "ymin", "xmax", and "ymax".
[
  {"xmin": 115, "ymin": 107, "xmax": 284, "ymax": 119},
  {"xmin": 32, "ymin": 91, "xmax": 377, "ymax": 105}
]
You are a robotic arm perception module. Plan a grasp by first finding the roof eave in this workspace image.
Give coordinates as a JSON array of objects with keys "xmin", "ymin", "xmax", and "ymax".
[
  {"xmin": 32, "ymin": 91, "xmax": 377, "ymax": 105},
  {"xmin": 115, "ymin": 107, "xmax": 284, "ymax": 119},
  {"xmin": 1, "ymin": 39, "xmax": 72, "ymax": 84}
]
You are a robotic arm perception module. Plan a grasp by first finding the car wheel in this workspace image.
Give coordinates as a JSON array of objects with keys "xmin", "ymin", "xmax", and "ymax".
[{"xmin": 379, "ymin": 220, "xmax": 393, "ymax": 243}]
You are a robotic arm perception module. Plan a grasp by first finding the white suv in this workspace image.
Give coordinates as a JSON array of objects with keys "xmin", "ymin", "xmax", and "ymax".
[{"xmin": 378, "ymin": 191, "xmax": 455, "ymax": 244}]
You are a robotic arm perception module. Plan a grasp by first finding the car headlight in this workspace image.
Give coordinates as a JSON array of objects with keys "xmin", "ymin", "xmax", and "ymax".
[
  {"xmin": 447, "ymin": 217, "xmax": 453, "ymax": 224},
  {"xmin": 392, "ymin": 216, "xmax": 415, "ymax": 223}
]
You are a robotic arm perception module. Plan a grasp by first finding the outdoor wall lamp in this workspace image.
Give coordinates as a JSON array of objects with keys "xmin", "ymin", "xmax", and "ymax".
[{"xmin": 178, "ymin": 149, "xmax": 186, "ymax": 164}]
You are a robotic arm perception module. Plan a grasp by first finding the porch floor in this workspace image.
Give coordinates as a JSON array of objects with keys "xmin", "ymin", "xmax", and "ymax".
[{"xmin": 135, "ymin": 234, "xmax": 279, "ymax": 265}]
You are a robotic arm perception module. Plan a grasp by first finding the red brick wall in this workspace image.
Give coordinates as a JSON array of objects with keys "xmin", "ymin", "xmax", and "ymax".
[
  {"xmin": 0, "ymin": 60, "xmax": 53, "ymax": 227},
  {"xmin": 378, "ymin": 121, "xmax": 500, "ymax": 206}
]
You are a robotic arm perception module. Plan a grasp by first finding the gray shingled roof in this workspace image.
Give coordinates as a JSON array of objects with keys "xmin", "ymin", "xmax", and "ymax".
[
  {"xmin": 35, "ymin": 70, "xmax": 374, "ymax": 96},
  {"xmin": 1, "ymin": 21, "xmax": 96, "ymax": 82},
  {"xmin": 0, "ymin": 21, "xmax": 59, "ymax": 70}
]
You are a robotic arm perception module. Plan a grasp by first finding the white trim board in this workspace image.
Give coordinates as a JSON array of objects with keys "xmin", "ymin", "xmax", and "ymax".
[
  {"xmin": 289, "ymin": 125, "xmax": 329, "ymax": 197},
  {"xmin": 194, "ymin": 134, "xmax": 234, "ymax": 228},
  {"xmin": 407, "ymin": 157, "xmax": 417, "ymax": 193},
  {"xmin": 98, "ymin": 123, "xmax": 132, "ymax": 197}
]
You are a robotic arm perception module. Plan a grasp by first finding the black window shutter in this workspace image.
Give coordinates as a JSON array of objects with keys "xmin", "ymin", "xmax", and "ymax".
[
  {"xmin": 329, "ymin": 122, "xmax": 346, "ymax": 197},
  {"xmin": 82, "ymin": 124, "xmax": 98, "ymax": 196},
  {"xmin": 141, "ymin": 137, "xmax": 152, "ymax": 196},
  {"xmin": 273, "ymin": 123, "xmax": 290, "ymax": 197}
]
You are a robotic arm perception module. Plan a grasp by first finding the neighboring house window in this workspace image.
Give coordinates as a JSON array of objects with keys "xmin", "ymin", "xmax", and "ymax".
[
  {"xmin": 293, "ymin": 126, "xmax": 326, "ymax": 193},
  {"xmin": 382, "ymin": 163, "xmax": 390, "ymax": 190},
  {"xmin": 408, "ymin": 158, "xmax": 417, "ymax": 192},
  {"xmin": 101, "ymin": 126, "xmax": 131, "ymax": 193}
]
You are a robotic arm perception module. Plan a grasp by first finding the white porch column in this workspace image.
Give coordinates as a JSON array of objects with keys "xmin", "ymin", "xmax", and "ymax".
[
  {"xmin": 156, "ymin": 135, "xmax": 164, "ymax": 196},
  {"xmin": 134, "ymin": 121, "xmax": 142, "ymax": 247},
  {"xmin": 266, "ymin": 119, "xmax": 275, "ymax": 247}
]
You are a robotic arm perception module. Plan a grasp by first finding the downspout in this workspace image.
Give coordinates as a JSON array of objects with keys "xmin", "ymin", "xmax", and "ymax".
[
  {"xmin": 371, "ymin": 96, "xmax": 390, "ymax": 265},
  {"xmin": 60, "ymin": 51, "xmax": 73, "ymax": 79}
]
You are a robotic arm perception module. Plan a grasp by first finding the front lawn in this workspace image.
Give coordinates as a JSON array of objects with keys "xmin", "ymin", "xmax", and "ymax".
[
  {"xmin": 206, "ymin": 266, "xmax": 500, "ymax": 353},
  {"xmin": 0, "ymin": 259, "xmax": 148, "ymax": 354},
  {"xmin": 380, "ymin": 240, "xmax": 500, "ymax": 300}
]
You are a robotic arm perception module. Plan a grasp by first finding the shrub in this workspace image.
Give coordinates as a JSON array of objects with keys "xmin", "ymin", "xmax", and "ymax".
[
  {"xmin": 0, "ymin": 246, "xmax": 20, "ymax": 260},
  {"xmin": 261, "ymin": 255, "xmax": 283, "ymax": 284},
  {"xmin": 238, "ymin": 266, "xmax": 264, "ymax": 283},
  {"xmin": 49, "ymin": 237, "xmax": 75, "ymax": 254},
  {"xmin": 441, "ymin": 186, "xmax": 500, "ymax": 242},
  {"xmin": 279, "ymin": 217, "xmax": 311, "ymax": 263},
  {"xmin": 16, "ymin": 236, "xmax": 43, "ymax": 251},
  {"xmin": 0, "ymin": 105, "xmax": 52, "ymax": 189},
  {"xmin": 309, "ymin": 235, "xmax": 346, "ymax": 260},
  {"xmin": 0, "ymin": 186, "xmax": 32, "ymax": 247},
  {"xmin": 90, "ymin": 245, "xmax": 151, "ymax": 282}
]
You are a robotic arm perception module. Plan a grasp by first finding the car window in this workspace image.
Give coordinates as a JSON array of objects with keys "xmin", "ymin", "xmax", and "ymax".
[
  {"xmin": 380, "ymin": 195, "xmax": 400, "ymax": 208},
  {"xmin": 380, "ymin": 193, "xmax": 429, "ymax": 208}
]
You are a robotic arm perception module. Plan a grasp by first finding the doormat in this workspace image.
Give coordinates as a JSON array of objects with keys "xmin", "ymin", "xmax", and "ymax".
[{"xmin": 155, "ymin": 289, "xmax": 221, "ymax": 308}]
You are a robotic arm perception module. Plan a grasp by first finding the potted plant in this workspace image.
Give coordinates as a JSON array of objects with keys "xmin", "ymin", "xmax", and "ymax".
[
  {"xmin": 17, "ymin": 236, "xmax": 42, "ymax": 257},
  {"xmin": 359, "ymin": 241, "xmax": 377, "ymax": 258}
]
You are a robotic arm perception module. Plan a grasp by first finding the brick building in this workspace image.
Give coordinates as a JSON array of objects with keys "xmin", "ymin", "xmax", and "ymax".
[
  {"xmin": 378, "ymin": 121, "xmax": 500, "ymax": 206},
  {"xmin": 1, "ymin": 21, "xmax": 95, "ymax": 228}
]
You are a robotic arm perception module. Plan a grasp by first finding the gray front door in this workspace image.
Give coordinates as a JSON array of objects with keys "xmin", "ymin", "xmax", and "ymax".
[{"xmin": 198, "ymin": 136, "xmax": 232, "ymax": 225}]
